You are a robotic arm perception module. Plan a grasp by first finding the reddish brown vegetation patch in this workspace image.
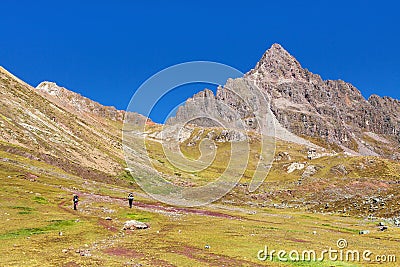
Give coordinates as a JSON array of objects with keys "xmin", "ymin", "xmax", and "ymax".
[
  {"xmin": 134, "ymin": 202, "xmax": 238, "ymax": 219},
  {"xmin": 287, "ymin": 238, "xmax": 309, "ymax": 243},
  {"xmin": 104, "ymin": 247, "xmax": 144, "ymax": 258},
  {"xmin": 98, "ymin": 219, "xmax": 118, "ymax": 232},
  {"xmin": 24, "ymin": 173, "xmax": 39, "ymax": 181},
  {"xmin": 173, "ymin": 245, "xmax": 265, "ymax": 267}
]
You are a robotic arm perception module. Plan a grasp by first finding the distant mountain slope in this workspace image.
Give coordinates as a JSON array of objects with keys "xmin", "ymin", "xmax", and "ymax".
[
  {"xmin": 0, "ymin": 67, "xmax": 127, "ymax": 181},
  {"xmin": 171, "ymin": 44, "xmax": 400, "ymax": 159},
  {"xmin": 36, "ymin": 81, "xmax": 125, "ymax": 122}
]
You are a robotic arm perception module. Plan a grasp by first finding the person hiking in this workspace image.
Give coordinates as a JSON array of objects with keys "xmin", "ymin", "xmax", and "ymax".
[
  {"xmin": 73, "ymin": 194, "xmax": 79, "ymax": 210},
  {"xmin": 128, "ymin": 192, "xmax": 134, "ymax": 208}
]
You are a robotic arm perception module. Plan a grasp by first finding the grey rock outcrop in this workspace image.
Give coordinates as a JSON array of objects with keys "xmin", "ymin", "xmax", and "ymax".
[{"xmin": 167, "ymin": 77, "xmax": 317, "ymax": 148}]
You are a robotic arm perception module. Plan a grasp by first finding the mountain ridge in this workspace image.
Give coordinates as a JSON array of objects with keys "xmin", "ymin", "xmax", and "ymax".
[
  {"xmin": 2, "ymin": 42, "xmax": 400, "ymax": 161},
  {"xmin": 171, "ymin": 44, "xmax": 400, "ymax": 159},
  {"xmin": 36, "ymin": 81, "xmax": 125, "ymax": 122}
]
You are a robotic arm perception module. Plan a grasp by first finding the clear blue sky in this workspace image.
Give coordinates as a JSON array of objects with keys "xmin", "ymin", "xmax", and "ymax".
[{"xmin": 1, "ymin": 0, "xmax": 399, "ymax": 123}]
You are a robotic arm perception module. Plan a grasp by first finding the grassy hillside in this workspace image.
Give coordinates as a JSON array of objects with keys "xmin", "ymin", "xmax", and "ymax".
[{"xmin": 1, "ymin": 149, "xmax": 399, "ymax": 266}]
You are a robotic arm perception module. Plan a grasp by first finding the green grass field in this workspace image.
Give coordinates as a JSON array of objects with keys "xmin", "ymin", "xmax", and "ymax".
[{"xmin": 1, "ymin": 141, "xmax": 399, "ymax": 266}]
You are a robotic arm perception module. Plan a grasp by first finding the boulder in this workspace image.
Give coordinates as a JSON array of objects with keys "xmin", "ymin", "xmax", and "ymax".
[
  {"xmin": 123, "ymin": 220, "xmax": 148, "ymax": 230},
  {"xmin": 359, "ymin": 230, "xmax": 370, "ymax": 235},
  {"xmin": 287, "ymin": 162, "xmax": 305, "ymax": 173}
]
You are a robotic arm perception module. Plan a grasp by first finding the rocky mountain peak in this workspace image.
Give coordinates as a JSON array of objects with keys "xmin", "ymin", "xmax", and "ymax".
[
  {"xmin": 170, "ymin": 44, "xmax": 400, "ymax": 158},
  {"xmin": 264, "ymin": 43, "xmax": 298, "ymax": 63},
  {"xmin": 246, "ymin": 43, "xmax": 311, "ymax": 83},
  {"xmin": 36, "ymin": 81, "xmax": 62, "ymax": 96}
]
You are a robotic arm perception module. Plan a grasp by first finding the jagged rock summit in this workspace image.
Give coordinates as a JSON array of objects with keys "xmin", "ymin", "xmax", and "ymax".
[
  {"xmin": 170, "ymin": 43, "xmax": 400, "ymax": 158},
  {"xmin": 247, "ymin": 43, "xmax": 315, "ymax": 83}
]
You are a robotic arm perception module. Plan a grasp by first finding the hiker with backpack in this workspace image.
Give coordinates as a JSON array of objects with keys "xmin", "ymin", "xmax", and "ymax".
[
  {"xmin": 128, "ymin": 192, "xmax": 134, "ymax": 208},
  {"xmin": 73, "ymin": 194, "xmax": 79, "ymax": 210}
]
